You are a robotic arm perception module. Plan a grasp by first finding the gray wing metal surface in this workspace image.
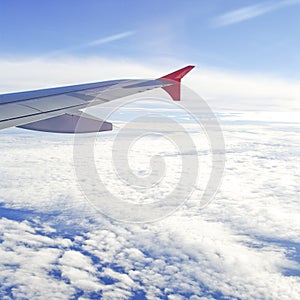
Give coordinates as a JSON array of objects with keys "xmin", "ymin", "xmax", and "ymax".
[{"xmin": 0, "ymin": 66, "xmax": 194, "ymax": 133}]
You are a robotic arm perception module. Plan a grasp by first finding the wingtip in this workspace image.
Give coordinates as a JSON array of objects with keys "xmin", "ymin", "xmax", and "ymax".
[
  {"xmin": 158, "ymin": 65, "xmax": 195, "ymax": 101},
  {"xmin": 159, "ymin": 65, "xmax": 195, "ymax": 82}
]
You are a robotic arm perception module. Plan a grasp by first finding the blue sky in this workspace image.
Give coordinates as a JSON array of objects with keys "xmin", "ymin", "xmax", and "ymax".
[{"xmin": 1, "ymin": 0, "xmax": 300, "ymax": 78}]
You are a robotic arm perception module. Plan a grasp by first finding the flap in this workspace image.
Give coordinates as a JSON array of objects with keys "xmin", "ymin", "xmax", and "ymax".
[{"xmin": 17, "ymin": 113, "xmax": 112, "ymax": 134}]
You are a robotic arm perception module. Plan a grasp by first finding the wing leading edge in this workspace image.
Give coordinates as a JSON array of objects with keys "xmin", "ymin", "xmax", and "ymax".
[{"xmin": 0, "ymin": 66, "xmax": 194, "ymax": 133}]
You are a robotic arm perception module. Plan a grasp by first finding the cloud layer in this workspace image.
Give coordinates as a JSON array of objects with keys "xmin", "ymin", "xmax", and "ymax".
[
  {"xmin": 0, "ymin": 56, "xmax": 299, "ymax": 299},
  {"xmin": 0, "ymin": 108, "xmax": 300, "ymax": 298},
  {"xmin": 0, "ymin": 57, "xmax": 299, "ymax": 112}
]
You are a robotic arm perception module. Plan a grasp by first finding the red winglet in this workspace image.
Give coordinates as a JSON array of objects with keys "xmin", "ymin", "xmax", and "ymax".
[
  {"xmin": 159, "ymin": 65, "xmax": 195, "ymax": 82},
  {"xmin": 158, "ymin": 65, "xmax": 195, "ymax": 101}
]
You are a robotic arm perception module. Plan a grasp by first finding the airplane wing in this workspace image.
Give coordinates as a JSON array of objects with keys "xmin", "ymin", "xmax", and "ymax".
[{"xmin": 0, "ymin": 65, "xmax": 194, "ymax": 133}]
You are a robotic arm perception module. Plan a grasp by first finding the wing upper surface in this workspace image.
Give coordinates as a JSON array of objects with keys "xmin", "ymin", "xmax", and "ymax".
[
  {"xmin": 0, "ymin": 79, "xmax": 165, "ymax": 130},
  {"xmin": 0, "ymin": 66, "xmax": 194, "ymax": 132}
]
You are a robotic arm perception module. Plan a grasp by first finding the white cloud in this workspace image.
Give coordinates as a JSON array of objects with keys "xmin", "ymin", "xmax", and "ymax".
[
  {"xmin": 87, "ymin": 31, "xmax": 135, "ymax": 46},
  {"xmin": 29, "ymin": 31, "xmax": 135, "ymax": 60},
  {"xmin": 189, "ymin": 66, "xmax": 300, "ymax": 111},
  {"xmin": 0, "ymin": 56, "xmax": 300, "ymax": 298},
  {"xmin": 0, "ymin": 218, "xmax": 75, "ymax": 299},
  {"xmin": 213, "ymin": 0, "xmax": 300, "ymax": 27},
  {"xmin": 0, "ymin": 57, "xmax": 299, "ymax": 112},
  {"xmin": 1, "ymin": 117, "xmax": 300, "ymax": 298}
]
